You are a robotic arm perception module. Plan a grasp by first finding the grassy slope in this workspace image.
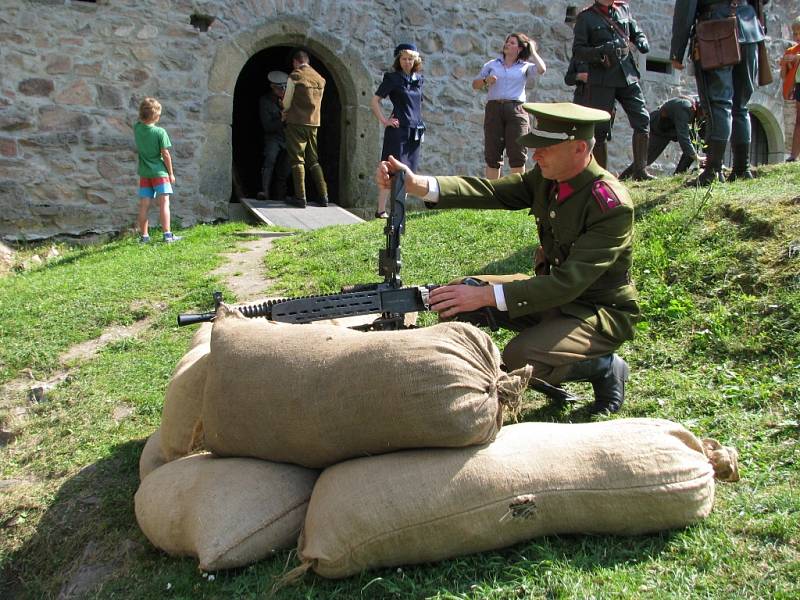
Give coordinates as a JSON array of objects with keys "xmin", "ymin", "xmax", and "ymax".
[{"xmin": 0, "ymin": 166, "xmax": 798, "ymax": 599}]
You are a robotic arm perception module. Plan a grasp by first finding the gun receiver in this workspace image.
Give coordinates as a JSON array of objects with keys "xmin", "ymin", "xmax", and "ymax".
[{"xmin": 177, "ymin": 172, "xmax": 433, "ymax": 331}]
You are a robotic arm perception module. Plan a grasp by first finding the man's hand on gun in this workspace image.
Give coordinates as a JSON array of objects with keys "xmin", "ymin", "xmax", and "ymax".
[
  {"xmin": 376, "ymin": 156, "xmax": 497, "ymax": 319},
  {"xmin": 428, "ymin": 284, "xmax": 496, "ymax": 319},
  {"xmin": 376, "ymin": 155, "xmax": 429, "ymax": 197}
]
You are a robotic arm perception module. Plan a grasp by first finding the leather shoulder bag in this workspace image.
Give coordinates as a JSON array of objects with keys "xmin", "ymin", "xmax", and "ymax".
[{"xmin": 694, "ymin": 4, "xmax": 741, "ymax": 71}]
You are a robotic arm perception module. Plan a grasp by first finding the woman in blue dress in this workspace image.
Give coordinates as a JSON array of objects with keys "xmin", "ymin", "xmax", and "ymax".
[{"xmin": 370, "ymin": 43, "xmax": 425, "ymax": 218}]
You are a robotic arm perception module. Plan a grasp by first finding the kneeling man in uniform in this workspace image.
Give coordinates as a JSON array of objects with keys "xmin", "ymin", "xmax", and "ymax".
[{"xmin": 377, "ymin": 103, "xmax": 640, "ymax": 414}]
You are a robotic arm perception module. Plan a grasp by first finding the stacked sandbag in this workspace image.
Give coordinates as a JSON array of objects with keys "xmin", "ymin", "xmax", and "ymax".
[
  {"xmin": 201, "ymin": 307, "xmax": 532, "ymax": 468},
  {"xmin": 297, "ymin": 418, "xmax": 739, "ymax": 578},
  {"xmin": 135, "ymin": 453, "xmax": 318, "ymax": 571},
  {"xmin": 139, "ymin": 428, "xmax": 167, "ymax": 480},
  {"xmin": 159, "ymin": 323, "xmax": 211, "ymax": 462},
  {"xmin": 137, "ymin": 322, "xmax": 320, "ymax": 571}
]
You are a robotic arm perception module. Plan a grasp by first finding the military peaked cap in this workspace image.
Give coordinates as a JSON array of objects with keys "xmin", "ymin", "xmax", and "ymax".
[
  {"xmin": 268, "ymin": 71, "xmax": 289, "ymax": 86},
  {"xmin": 519, "ymin": 102, "xmax": 611, "ymax": 148}
]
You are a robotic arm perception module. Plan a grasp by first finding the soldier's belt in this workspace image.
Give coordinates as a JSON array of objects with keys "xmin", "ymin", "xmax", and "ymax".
[{"xmin": 699, "ymin": 0, "xmax": 748, "ymax": 16}]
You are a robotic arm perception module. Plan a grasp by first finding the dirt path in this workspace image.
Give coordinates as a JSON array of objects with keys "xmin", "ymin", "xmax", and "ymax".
[{"xmin": 209, "ymin": 230, "xmax": 294, "ymax": 302}]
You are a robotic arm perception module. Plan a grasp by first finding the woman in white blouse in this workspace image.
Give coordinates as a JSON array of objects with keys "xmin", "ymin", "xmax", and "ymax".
[{"xmin": 473, "ymin": 33, "xmax": 546, "ymax": 179}]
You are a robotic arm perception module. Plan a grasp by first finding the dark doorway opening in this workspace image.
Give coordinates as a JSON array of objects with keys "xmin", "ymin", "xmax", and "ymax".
[{"xmin": 231, "ymin": 45, "xmax": 342, "ymax": 203}]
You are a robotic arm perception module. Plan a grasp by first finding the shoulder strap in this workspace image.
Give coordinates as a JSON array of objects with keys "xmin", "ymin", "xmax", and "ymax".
[
  {"xmin": 591, "ymin": 179, "xmax": 623, "ymax": 213},
  {"xmin": 591, "ymin": 4, "xmax": 631, "ymax": 45}
]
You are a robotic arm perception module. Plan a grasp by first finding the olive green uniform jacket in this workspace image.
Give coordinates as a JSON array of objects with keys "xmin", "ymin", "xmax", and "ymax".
[{"xmin": 432, "ymin": 159, "xmax": 640, "ymax": 344}]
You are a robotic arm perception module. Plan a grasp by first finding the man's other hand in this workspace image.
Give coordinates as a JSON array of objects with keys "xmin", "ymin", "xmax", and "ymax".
[{"xmin": 429, "ymin": 284, "xmax": 496, "ymax": 319}]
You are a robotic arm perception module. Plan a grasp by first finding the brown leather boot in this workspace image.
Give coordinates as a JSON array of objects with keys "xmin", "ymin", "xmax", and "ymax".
[
  {"xmin": 593, "ymin": 139, "xmax": 608, "ymax": 169},
  {"xmin": 631, "ymin": 132, "xmax": 655, "ymax": 181},
  {"xmin": 291, "ymin": 164, "xmax": 306, "ymax": 205}
]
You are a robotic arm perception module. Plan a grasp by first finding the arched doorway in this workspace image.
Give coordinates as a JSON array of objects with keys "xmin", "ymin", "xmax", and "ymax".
[
  {"xmin": 201, "ymin": 19, "xmax": 379, "ymax": 219},
  {"xmin": 231, "ymin": 46, "xmax": 342, "ymax": 204}
]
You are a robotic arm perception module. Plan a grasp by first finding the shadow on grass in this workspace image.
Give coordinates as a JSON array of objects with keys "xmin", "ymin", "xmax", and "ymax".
[
  {"xmin": 479, "ymin": 246, "xmax": 538, "ymax": 276},
  {"xmin": 0, "ymin": 439, "xmax": 148, "ymax": 600},
  {"xmin": 633, "ymin": 181, "xmax": 689, "ymax": 221}
]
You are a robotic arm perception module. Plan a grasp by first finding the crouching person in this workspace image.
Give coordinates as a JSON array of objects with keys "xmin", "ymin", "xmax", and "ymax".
[{"xmin": 376, "ymin": 102, "xmax": 640, "ymax": 414}]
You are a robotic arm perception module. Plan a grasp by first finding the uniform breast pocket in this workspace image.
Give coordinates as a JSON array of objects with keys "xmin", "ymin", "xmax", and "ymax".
[
  {"xmin": 591, "ymin": 26, "xmax": 612, "ymax": 44},
  {"xmin": 555, "ymin": 226, "xmax": 580, "ymax": 248}
]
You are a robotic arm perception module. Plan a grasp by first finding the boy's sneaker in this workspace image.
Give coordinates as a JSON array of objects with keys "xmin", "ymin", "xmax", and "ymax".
[
  {"xmin": 163, "ymin": 232, "xmax": 182, "ymax": 243},
  {"xmin": 140, "ymin": 235, "xmax": 150, "ymax": 244}
]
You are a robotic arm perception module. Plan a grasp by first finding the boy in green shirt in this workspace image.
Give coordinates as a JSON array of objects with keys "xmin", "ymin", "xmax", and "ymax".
[{"xmin": 134, "ymin": 97, "xmax": 180, "ymax": 243}]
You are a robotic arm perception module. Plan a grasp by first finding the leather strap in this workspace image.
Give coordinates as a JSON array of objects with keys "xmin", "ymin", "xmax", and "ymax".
[{"xmin": 591, "ymin": 5, "xmax": 632, "ymax": 50}]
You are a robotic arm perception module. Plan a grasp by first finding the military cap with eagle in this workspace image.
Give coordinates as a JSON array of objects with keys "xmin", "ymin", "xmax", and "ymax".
[{"xmin": 518, "ymin": 102, "xmax": 611, "ymax": 148}]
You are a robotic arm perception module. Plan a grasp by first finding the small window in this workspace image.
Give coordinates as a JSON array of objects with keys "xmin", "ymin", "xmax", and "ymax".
[
  {"xmin": 565, "ymin": 7, "xmax": 577, "ymax": 24},
  {"xmin": 190, "ymin": 13, "xmax": 215, "ymax": 32},
  {"xmin": 646, "ymin": 59, "xmax": 673, "ymax": 75}
]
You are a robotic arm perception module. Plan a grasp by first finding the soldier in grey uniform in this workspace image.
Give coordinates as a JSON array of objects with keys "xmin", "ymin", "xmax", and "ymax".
[
  {"xmin": 257, "ymin": 71, "xmax": 290, "ymax": 201},
  {"xmin": 671, "ymin": 0, "xmax": 768, "ymax": 185},
  {"xmin": 572, "ymin": 0, "xmax": 653, "ymax": 180},
  {"xmin": 377, "ymin": 103, "xmax": 640, "ymax": 415},
  {"xmin": 619, "ymin": 96, "xmax": 707, "ymax": 178}
]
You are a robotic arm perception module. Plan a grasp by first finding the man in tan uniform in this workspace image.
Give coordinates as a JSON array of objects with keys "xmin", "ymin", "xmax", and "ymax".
[
  {"xmin": 283, "ymin": 48, "xmax": 329, "ymax": 208},
  {"xmin": 377, "ymin": 103, "xmax": 640, "ymax": 414}
]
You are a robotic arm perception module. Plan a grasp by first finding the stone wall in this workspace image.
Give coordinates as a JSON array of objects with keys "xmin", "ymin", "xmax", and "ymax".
[{"xmin": 0, "ymin": 0, "xmax": 797, "ymax": 240}]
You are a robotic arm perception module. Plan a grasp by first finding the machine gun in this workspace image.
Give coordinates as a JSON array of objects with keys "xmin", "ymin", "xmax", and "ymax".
[
  {"xmin": 177, "ymin": 172, "xmax": 434, "ymax": 331},
  {"xmin": 178, "ymin": 174, "xmax": 575, "ymax": 403}
]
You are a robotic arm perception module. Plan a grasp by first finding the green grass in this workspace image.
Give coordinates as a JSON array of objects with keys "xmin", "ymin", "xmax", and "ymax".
[{"xmin": 1, "ymin": 165, "xmax": 799, "ymax": 598}]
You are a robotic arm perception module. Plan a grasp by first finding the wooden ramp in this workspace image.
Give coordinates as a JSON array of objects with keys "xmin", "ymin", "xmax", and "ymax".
[{"xmin": 241, "ymin": 198, "xmax": 364, "ymax": 230}]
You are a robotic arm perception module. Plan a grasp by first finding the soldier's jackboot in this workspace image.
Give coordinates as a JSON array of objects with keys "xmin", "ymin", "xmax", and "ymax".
[
  {"xmin": 289, "ymin": 164, "xmax": 307, "ymax": 208},
  {"xmin": 260, "ymin": 165, "xmax": 274, "ymax": 200},
  {"xmin": 308, "ymin": 163, "xmax": 329, "ymax": 206},
  {"xmin": 561, "ymin": 353, "xmax": 629, "ymax": 415},
  {"xmin": 631, "ymin": 132, "xmax": 656, "ymax": 181},
  {"xmin": 728, "ymin": 143, "xmax": 754, "ymax": 181},
  {"xmin": 687, "ymin": 140, "xmax": 726, "ymax": 187},
  {"xmin": 593, "ymin": 139, "xmax": 608, "ymax": 169},
  {"xmin": 618, "ymin": 162, "xmax": 635, "ymax": 180}
]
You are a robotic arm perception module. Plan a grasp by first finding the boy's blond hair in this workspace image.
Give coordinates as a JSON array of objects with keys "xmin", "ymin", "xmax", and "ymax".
[
  {"xmin": 793, "ymin": 16, "xmax": 800, "ymax": 30},
  {"xmin": 139, "ymin": 97, "xmax": 162, "ymax": 123}
]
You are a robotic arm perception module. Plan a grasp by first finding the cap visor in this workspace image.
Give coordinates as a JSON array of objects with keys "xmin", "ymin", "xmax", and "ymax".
[{"xmin": 517, "ymin": 133, "xmax": 565, "ymax": 149}]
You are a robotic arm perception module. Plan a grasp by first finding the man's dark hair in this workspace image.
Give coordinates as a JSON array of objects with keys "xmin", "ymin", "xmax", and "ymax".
[{"xmin": 292, "ymin": 48, "xmax": 310, "ymax": 64}]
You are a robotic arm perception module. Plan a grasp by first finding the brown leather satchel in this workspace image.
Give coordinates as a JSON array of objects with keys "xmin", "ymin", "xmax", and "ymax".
[
  {"xmin": 695, "ymin": 16, "xmax": 741, "ymax": 70},
  {"xmin": 757, "ymin": 41, "xmax": 773, "ymax": 86},
  {"xmin": 754, "ymin": 0, "xmax": 773, "ymax": 86}
]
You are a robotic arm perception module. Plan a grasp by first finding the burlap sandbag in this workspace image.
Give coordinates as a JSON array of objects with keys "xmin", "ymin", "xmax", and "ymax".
[
  {"xmin": 135, "ymin": 453, "xmax": 318, "ymax": 571},
  {"xmin": 160, "ymin": 323, "xmax": 211, "ymax": 461},
  {"xmin": 139, "ymin": 428, "xmax": 167, "ymax": 481},
  {"xmin": 202, "ymin": 307, "xmax": 531, "ymax": 468},
  {"xmin": 297, "ymin": 418, "xmax": 739, "ymax": 578}
]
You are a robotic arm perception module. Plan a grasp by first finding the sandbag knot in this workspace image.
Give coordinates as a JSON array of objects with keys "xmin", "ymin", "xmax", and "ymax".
[
  {"xmin": 702, "ymin": 438, "xmax": 740, "ymax": 482},
  {"xmin": 495, "ymin": 365, "xmax": 533, "ymax": 410}
]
